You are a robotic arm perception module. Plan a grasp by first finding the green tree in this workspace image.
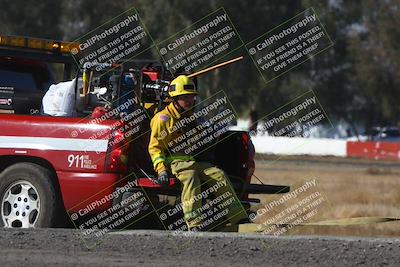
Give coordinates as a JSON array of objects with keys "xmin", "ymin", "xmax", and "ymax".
[
  {"xmin": 0, "ymin": 0, "xmax": 62, "ymax": 38},
  {"xmin": 347, "ymin": 0, "xmax": 400, "ymax": 127}
]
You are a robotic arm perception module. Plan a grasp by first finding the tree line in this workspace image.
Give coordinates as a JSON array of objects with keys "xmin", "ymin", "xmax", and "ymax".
[{"xmin": 1, "ymin": 0, "xmax": 399, "ymax": 131}]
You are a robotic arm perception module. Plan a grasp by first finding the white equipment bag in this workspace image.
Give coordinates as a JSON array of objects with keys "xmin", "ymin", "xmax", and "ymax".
[{"xmin": 42, "ymin": 78, "xmax": 76, "ymax": 116}]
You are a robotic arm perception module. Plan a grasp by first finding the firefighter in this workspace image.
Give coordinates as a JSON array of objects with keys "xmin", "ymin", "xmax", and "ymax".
[{"xmin": 148, "ymin": 75, "xmax": 248, "ymax": 230}]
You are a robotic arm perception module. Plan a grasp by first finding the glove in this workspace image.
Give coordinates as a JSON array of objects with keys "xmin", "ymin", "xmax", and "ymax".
[{"xmin": 156, "ymin": 171, "xmax": 169, "ymax": 187}]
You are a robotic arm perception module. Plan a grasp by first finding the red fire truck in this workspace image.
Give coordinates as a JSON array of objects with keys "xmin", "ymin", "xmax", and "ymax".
[{"xmin": 0, "ymin": 36, "xmax": 289, "ymax": 229}]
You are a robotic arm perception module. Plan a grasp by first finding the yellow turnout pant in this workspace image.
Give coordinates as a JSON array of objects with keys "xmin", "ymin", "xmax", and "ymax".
[{"xmin": 170, "ymin": 160, "xmax": 247, "ymax": 230}]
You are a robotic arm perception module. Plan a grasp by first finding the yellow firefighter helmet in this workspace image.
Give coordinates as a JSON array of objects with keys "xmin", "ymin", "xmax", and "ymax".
[{"xmin": 168, "ymin": 75, "xmax": 197, "ymax": 98}]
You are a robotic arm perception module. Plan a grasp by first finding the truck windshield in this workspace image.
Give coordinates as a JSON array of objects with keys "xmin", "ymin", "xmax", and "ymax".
[
  {"xmin": 0, "ymin": 69, "xmax": 38, "ymax": 91},
  {"xmin": 0, "ymin": 61, "xmax": 54, "ymax": 92}
]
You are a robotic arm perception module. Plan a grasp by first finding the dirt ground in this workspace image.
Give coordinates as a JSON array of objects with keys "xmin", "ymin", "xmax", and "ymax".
[
  {"xmin": 0, "ymin": 155, "xmax": 399, "ymax": 266},
  {"xmin": 0, "ymin": 228, "xmax": 399, "ymax": 266},
  {"xmin": 251, "ymin": 155, "xmax": 400, "ymax": 237}
]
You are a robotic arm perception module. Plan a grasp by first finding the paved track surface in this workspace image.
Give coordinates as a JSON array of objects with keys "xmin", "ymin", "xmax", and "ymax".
[{"xmin": 0, "ymin": 228, "xmax": 399, "ymax": 266}]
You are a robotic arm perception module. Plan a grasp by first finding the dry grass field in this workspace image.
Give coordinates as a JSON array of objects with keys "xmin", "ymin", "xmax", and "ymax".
[{"xmin": 250, "ymin": 155, "xmax": 400, "ymax": 237}]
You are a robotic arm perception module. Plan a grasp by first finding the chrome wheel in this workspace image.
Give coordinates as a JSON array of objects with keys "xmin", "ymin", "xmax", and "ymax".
[{"xmin": 2, "ymin": 180, "xmax": 40, "ymax": 228}]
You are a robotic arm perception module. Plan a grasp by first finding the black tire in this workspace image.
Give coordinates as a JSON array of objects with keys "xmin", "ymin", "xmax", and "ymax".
[{"xmin": 0, "ymin": 163, "xmax": 59, "ymax": 228}]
